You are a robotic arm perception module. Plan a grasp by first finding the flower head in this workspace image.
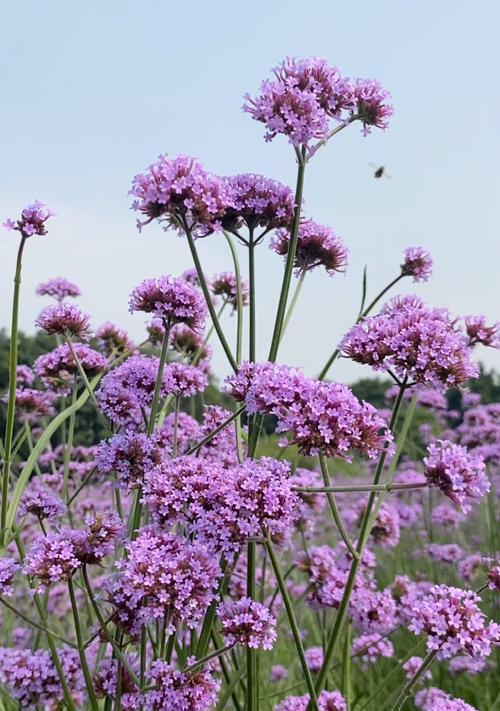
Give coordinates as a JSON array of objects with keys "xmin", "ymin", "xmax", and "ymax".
[
  {"xmin": 424, "ymin": 439, "xmax": 489, "ymax": 512},
  {"xmin": 407, "ymin": 584, "xmax": 500, "ymax": 659},
  {"xmin": 36, "ymin": 277, "xmax": 81, "ymax": 301},
  {"xmin": 18, "ymin": 484, "xmax": 66, "ymax": 522},
  {"xmin": 465, "ymin": 315, "xmax": 500, "ymax": 348},
  {"xmin": 271, "ymin": 219, "xmax": 348, "ymax": 276},
  {"xmin": 34, "ymin": 343, "xmax": 107, "ymax": 391},
  {"xmin": 0, "ymin": 558, "xmax": 19, "ymax": 596},
  {"xmin": 3, "ymin": 201, "xmax": 53, "ymax": 238},
  {"xmin": 210, "ymin": 272, "xmax": 249, "ymax": 311},
  {"xmin": 341, "ymin": 295, "xmax": 478, "ymax": 390},
  {"xmin": 401, "ymin": 246, "xmax": 433, "ymax": 282},
  {"xmin": 244, "ymin": 56, "xmax": 353, "ymax": 147},
  {"xmin": 143, "ymin": 658, "xmax": 220, "ymax": 711},
  {"xmin": 96, "ymin": 322, "xmax": 135, "ymax": 355},
  {"xmin": 222, "ymin": 173, "xmax": 296, "ymax": 232},
  {"xmin": 276, "ymin": 690, "xmax": 347, "ymax": 710},
  {"xmin": 36, "ymin": 303, "xmax": 90, "ymax": 338},
  {"xmin": 217, "ymin": 597, "xmax": 277, "ymax": 650},
  {"xmin": 352, "ymin": 79, "xmax": 394, "ymax": 134},
  {"xmin": 129, "ymin": 275, "xmax": 207, "ymax": 331},
  {"xmin": 130, "ymin": 154, "xmax": 231, "ymax": 236}
]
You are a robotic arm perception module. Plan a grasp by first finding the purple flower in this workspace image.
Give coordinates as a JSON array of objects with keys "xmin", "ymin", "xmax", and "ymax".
[
  {"xmin": 16, "ymin": 364, "xmax": 35, "ymax": 387},
  {"xmin": 36, "ymin": 277, "xmax": 81, "ymax": 301},
  {"xmin": 407, "ymin": 584, "xmax": 500, "ymax": 659},
  {"xmin": 13, "ymin": 388, "xmax": 55, "ymax": 421},
  {"xmin": 23, "ymin": 532, "xmax": 82, "ymax": 591},
  {"xmin": 96, "ymin": 322, "xmax": 135, "ymax": 356},
  {"xmin": 352, "ymin": 633, "xmax": 394, "ymax": 665},
  {"xmin": 424, "ymin": 439, "xmax": 489, "ymax": 512},
  {"xmin": 415, "ymin": 687, "xmax": 479, "ymax": 711},
  {"xmin": 217, "ymin": 597, "xmax": 277, "ymax": 650},
  {"xmin": 401, "ymin": 246, "xmax": 433, "ymax": 282},
  {"xmin": 365, "ymin": 501, "xmax": 400, "ymax": 548},
  {"xmin": 276, "ymin": 690, "xmax": 347, "ymax": 711},
  {"xmin": 115, "ymin": 530, "xmax": 221, "ymax": 633},
  {"xmin": 36, "ymin": 303, "xmax": 90, "ymax": 338},
  {"xmin": 449, "ymin": 655, "xmax": 487, "ymax": 675},
  {"xmin": 194, "ymin": 457, "xmax": 300, "ymax": 554},
  {"xmin": 210, "ymin": 272, "xmax": 249, "ymax": 311},
  {"xmin": 130, "ymin": 154, "xmax": 232, "ymax": 236},
  {"xmin": 96, "ymin": 431, "xmax": 164, "ymax": 491},
  {"xmin": 0, "ymin": 558, "xmax": 19, "ymax": 596},
  {"xmin": 143, "ymin": 658, "xmax": 220, "ymax": 711},
  {"xmin": 352, "ymin": 79, "xmax": 394, "ymax": 134},
  {"xmin": 76, "ymin": 509, "xmax": 123, "ymax": 563},
  {"xmin": 244, "ymin": 56, "xmax": 353, "ymax": 147},
  {"xmin": 0, "ymin": 647, "xmax": 83, "ymax": 709},
  {"xmin": 402, "ymin": 656, "xmax": 431, "ymax": 680},
  {"xmin": 18, "ymin": 484, "xmax": 66, "ymax": 522},
  {"xmin": 431, "ymin": 503, "xmax": 465, "ymax": 528},
  {"xmin": 426, "ymin": 543, "xmax": 464, "ymax": 564},
  {"xmin": 271, "ymin": 219, "xmax": 348, "ymax": 276},
  {"xmin": 465, "ymin": 315, "xmax": 500, "ymax": 348},
  {"xmin": 270, "ymin": 665, "xmax": 288, "ymax": 682},
  {"xmin": 97, "ymin": 355, "xmax": 205, "ymax": 426},
  {"xmin": 304, "ymin": 646, "xmax": 324, "ymax": 673},
  {"xmin": 340, "ymin": 295, "xmax": 479, "ymax": 390},
  {"xmin": 227, "ymin": 361, "xmax": 392, "ymax": 460},
  {"xmin": 350, "ymin": 588, "xmax": 397, "ymax": 634},
  {"xmin": 142, "ymin": 456, "xmax": 220, "ymax": 526},
  {"xmin": 3, "ymin": 201, "xmax": 53, "ymax": 238},
  {"xmin": 458, "ymin": 554, "xmax": 484, "ymax": 582},
  {"xmin": 129, "ymin": 275, "xmax": 207, "ymax": 331},
  {"xmin": 222, "ymin": 173, "xmax": 296, "ymax": 233},
  {"xmin": 487, "ymin": 564, "xmax": 500, "ymax": 591},
  {"xmin": 34, "ymin": 343, "xmax": 107, "ymax": 391}
]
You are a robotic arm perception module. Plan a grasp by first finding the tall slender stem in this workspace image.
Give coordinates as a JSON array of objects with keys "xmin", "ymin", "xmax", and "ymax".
[
  {"xmin": 280, "ymin": 268, "xmax": 306, "ymax": 342},
  {"xmin": 265, "ymin": 538, "xmax": 319, "ymax": 711},
  {"xmin": 268, "ymin": 149, "xmax": 306, "ymax": 362},
  {"xmin": 147, "ymin": 322, "xmax": 170, "ymax": 435},
  {"xmin": 1, "ymin": 236, "xmax": 27, "ymax": 543},
  {"xmin": 68, "ymin": 578, "xmax": 99, "ymax": 711},
  {"xmin": 184, "ymin": 228, "xmax": 238, "ymax": 372},
  {"xmin": 224, "ymin": 231, "xmax": 244, "ymax": 364}
]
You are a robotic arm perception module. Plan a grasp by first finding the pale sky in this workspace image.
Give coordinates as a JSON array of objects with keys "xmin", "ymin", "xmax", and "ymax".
[{"xmin": 1, "ymin": 0, "xmax": 499, "ymax": 385}]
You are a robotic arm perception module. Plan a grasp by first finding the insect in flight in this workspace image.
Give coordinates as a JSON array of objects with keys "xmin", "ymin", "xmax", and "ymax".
[{"xmin": 370, "ymin": 163, "xmax": 391, "ymax": 180}]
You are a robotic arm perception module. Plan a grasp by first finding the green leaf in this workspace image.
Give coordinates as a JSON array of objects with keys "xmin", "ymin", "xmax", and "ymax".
[{"xmin": 4, "ymin": 375, "xmax": 101, "ymax": 536}]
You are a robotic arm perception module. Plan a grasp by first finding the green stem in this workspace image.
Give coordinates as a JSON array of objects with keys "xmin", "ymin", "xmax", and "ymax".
[
  {"xmin": 68, "ymin": 578, "xmax": 99, "ymax": 711},
  {"xmin": 280, "ymin": 268, "xmax": 306, "ymax": 342},
  {"xmin": 1, "ymin": 236, "xmax": 27, "ymax": 544},
  {"xmin": 248, "ymin": 228, "xmax": 256, "ymax": 362},
  {"xmin": 341, "ymin": 622, "xmax": 351, "ymax": 710},
  {"xmin": 147, "ymin": 322, "xmax": 171, "ymax": 435},
  {"xmin": 224, "ymin": 231, "xmax": 244, "ymax": 364},
  {"xmin": 184, "ymin": 228, "xmax": 238, "ymax": 372},
  {"xmin": 318, "ymin": 455, "xmax": 359, "ymax": 559},
  {"xmin": 293, "ymin": 482, "xmax": 427, "ymax": 494},
  {"xmin": 63, "ymin": 385, "xmax": 77, "ymax": 502},
  {"xmin": 268, "ymin": 150, "xmax": 306, "ymax": 362},
  {"xmin": 265, "ymin": 538, "xmax": 319, "ymax": 711}
]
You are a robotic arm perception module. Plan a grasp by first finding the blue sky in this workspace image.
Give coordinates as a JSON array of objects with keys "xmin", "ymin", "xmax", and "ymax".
[{"xmin": 1, "ymin": 0, "xmax": 499, "ymax": 384}]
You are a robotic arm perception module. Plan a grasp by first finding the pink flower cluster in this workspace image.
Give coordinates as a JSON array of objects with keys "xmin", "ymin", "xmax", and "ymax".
[
  {"xmin": 271, "ymin": 219, "xmax": 348, "ymax": 276},
  {"xmin": 227, "ymin": 361, "xmax": 392, "ymax": 459}
]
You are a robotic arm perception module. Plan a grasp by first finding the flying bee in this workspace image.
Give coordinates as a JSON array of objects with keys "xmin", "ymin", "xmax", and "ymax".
[{"xmin": 370, "ymin": 163, "xmax": 391, "ymax": 180}]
